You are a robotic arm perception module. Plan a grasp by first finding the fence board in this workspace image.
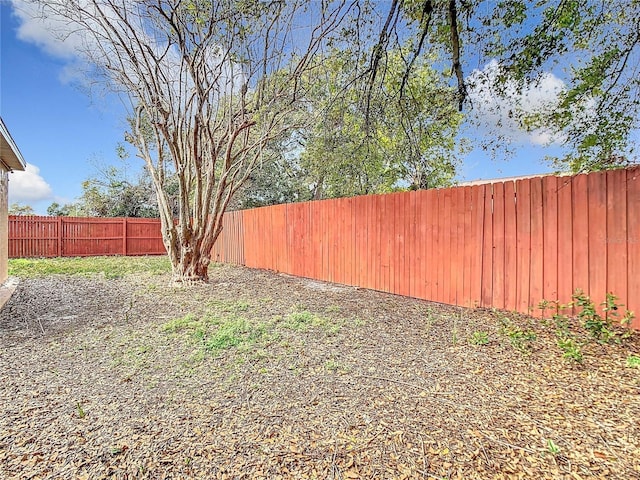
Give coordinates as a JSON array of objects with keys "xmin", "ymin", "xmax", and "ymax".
[
  {"xmin": 627, "ymin": 169, "xmax": 640, "ymax": 328},
  {"xmin": 492, "ymin": 182, "xmax": 506, "ymax": 310},
  {"xmin": 530, "ymin": 178, "xmax": 544, "ymax": 314},
  {"xmin": 397, "ymin": 193, "xmax": 408, "ymax": 296},
  {"xmin": 557, "ymin": 177, "xmax": 573, "ymax": 313},
  {"xmin": 515, "ymin": 179, "xmax": 531, "ymax": 314},
  {"xmin": 606, "ymin": 170, "xmax": 627, "ymax": 314},
  {"xmin": 542, "ymin": 176, "xmax": 559, "ymax": 304},
  {"xmin": 504, "ymin": 182, "xmax": 517, "ymax": 311},
  {"xmin": 453, "ymin": 187, "xmax": 465, "ymax": 305},
  {"xmin": 470, "ymin": 185, "xmax": 484, "ymax": 308},
  {"xmin": 572, "ymin": 174, "xmax": 590, "ymax": 301},
  {"xmin": 588, "ymin": 172, "xmax": 608, "ymax": 313},
  {"xmin": 481, "ymin": 184, "xmax": 493, "ymax": 307},
  {"xmin": 424, "ymin": 189, "xmax": 436, "ymax": 300}
]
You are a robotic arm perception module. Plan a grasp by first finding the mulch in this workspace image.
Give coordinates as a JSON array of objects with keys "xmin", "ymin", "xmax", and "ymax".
[{"xmin": 1, "ymin": 264, "xmax": 639, "ymax": 479}]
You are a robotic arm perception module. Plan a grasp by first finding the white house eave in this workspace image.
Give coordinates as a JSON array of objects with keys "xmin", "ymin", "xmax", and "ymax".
[{"xmin": 0, "ymin": 117, "xmax": 26, "ymax": 171}]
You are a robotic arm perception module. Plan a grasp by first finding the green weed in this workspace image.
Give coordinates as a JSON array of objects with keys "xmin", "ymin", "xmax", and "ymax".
[
  {"xmin": 499, "ymin": 317, "xmax": 536, "ymax": 354},
  {"xmin": 469, "ymin": 331, "xmax": 489, "ymax": 346},
  {"xmin": 626, "ymin": 355, "xmax": 640, "ymax": 368},
  {"xmin": 557, "ymin": 336, "xmax": 583, "ymax": 363},
  {"xmin": 546, "ymin": 439, "xmax": 560, "ymax": 455},
  {"xmin": 325, "ymin": 358, "xmax": 342, "ymax": 372}
]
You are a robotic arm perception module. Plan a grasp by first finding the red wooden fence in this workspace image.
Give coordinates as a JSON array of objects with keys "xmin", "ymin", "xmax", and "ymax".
[
  {"xmin": 9, "ymin": 216, "xmax": 165, "ymax": 257},
  {"xmin": 212, "ymin": 167, "xmax": 640, "ymax": 329},
  {"xmin": 9, "ymin": 167, "xmax": 640, "ymax": 328}
]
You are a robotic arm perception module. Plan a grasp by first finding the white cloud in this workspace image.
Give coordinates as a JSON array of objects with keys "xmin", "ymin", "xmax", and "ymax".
[
  {"xmin": 9, "ymin": 0, "xmax": 83, "ymax": 59},
  {"xmin": 8, "ymin": 1, "xmax": 241, "ymax": 102},
  {"xmin": 8, "ymin": 163, "xmax": 53, "ymax": 203},
  {"xmin": 466, "ymin": 60, "xmax": 567, "ymax": 146}
]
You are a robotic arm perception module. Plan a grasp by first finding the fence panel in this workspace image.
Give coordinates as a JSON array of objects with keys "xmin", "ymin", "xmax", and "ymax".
[
  {"xmin": 126, "ymin": 218, "xmax": 165, "ymax": 255},
  {"xmin": 9, "ymin": 216, "xmax": 164, "ymax": 258},
  {"xmin": 8, "ymin": 216, "xmax": 58, "ymax": 257}
]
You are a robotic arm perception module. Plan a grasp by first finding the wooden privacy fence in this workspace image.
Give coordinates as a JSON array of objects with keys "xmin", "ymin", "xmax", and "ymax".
[
  {"xmin": 9, "ymin": 216, "xmax": 165, "ymax": 257},
  {"xmin": 212, "ymin": 166, "xmax": 640, "ymax": 329}
]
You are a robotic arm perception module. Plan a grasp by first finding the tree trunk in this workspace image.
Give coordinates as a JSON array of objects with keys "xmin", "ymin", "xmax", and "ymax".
[
  {"xmin": 157, "ymin": 206, "xmax": 218, "ymax": 283},
  {"xmin": 164, "ymin": 234, "xmax": 214, "ymax": 283}
]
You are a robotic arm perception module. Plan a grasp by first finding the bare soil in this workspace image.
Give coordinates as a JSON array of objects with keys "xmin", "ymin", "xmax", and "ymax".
[{"xmin": 1, "ymin": 264, "xmax": 639, "ymax": 479}]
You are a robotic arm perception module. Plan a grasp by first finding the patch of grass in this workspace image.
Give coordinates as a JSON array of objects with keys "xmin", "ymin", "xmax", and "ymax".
[
  {"xmin": 163, "ymin": 313, "xmax": 201, "ymax": 333},
  {"xmin": 163, "ymin": 313, "xmax": 267, "ymax": 354},
  {"xmin": 283, "ymin": 309, "xmax": 318, "ymax": 330},
  {"xmin": 207, "ymin": 299, "xmax": 251, "ymax": 314},
  {"xmin": 281, "ymin": 308, "xmax": 345, "ymax": 335},
  {"xmin": 9, "ymin": 255, "xmax": 171, "ymax": 278},
  {"xmin": 284, "ymin": 310, "xmax": 317, "ymax": 330},
  {"xmin": 204, "ymin": 318, "xmax": 260, "ymax": 352}
]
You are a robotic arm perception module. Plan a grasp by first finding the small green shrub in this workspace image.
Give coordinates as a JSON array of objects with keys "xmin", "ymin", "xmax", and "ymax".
[
  {"xmin": 557, "ymin": 336, "xmax": 583, "ymax": 363},
  {"xmin": 573, "ymin": 290, "xmax": 614, "ymax": 342},
  {"xmin": 469, "ymin": 331, "xmax": 489, "ymax": 346},
  {"xmin": 539, "ymin": 289, "xmax": 635, "ymax": 363},
  {"xmin": 499, "ymin": 317, "xmax": 536, "ymax": 354}
]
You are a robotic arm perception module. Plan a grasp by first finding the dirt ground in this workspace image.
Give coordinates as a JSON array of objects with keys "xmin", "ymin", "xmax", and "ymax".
[{"xmin": 1, "ymin": 264, "xmax": 639, "ymax": 479}]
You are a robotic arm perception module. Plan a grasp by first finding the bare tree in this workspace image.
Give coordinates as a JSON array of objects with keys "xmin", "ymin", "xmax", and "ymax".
[{"xmin": 26, "ymin": 0, "xmax": 350, "ymax": 281}]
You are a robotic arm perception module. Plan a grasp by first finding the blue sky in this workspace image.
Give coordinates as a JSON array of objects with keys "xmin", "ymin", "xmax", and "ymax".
[{"xmin": 1, "ymin": 1, "xmax": 559, "ymax": 214}]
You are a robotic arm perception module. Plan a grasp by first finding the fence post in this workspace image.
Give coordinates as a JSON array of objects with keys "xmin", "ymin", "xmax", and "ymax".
[
  {"xmin": 122, "ymin": 217, "xmax": 128, "ymax": 255},
  {"xmin": 57, "ymin": 217, "xmax": 62, "ymax": 257}
]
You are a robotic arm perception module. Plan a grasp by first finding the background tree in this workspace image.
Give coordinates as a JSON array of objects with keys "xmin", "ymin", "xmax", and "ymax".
[
  {"xmin": 357, "ymin": 0, "xmax": 640, "ymax": 172},
  {"xmin": 8, "ymin": 203, "xmax": 35, "ymax": 216},
  {"xmin": 74, "ymin": 160, "xmax": 176, "ymax": 218},
  {"xmin": 46, "ymin": 202, "xmax": 80, "ymax": 217},
  {"xmin": 232, "ymin": 48, "xmax": 465, "ymax": 205},
  {"xmin": 46, "ymin": 153, "xmax": 178, "ymax": 218},
  {"xmin": 299, "ymin": 49, "xmax": 464, "ymax": 198},
  {"xmin": 28, "ymin": 0, "xmax": 352, "ymax": 282}
]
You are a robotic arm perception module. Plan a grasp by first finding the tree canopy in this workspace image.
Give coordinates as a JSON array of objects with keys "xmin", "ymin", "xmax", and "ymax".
[{"xmin": 358, "ymin": 0, "xmax": 640, "ymax": 171}]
